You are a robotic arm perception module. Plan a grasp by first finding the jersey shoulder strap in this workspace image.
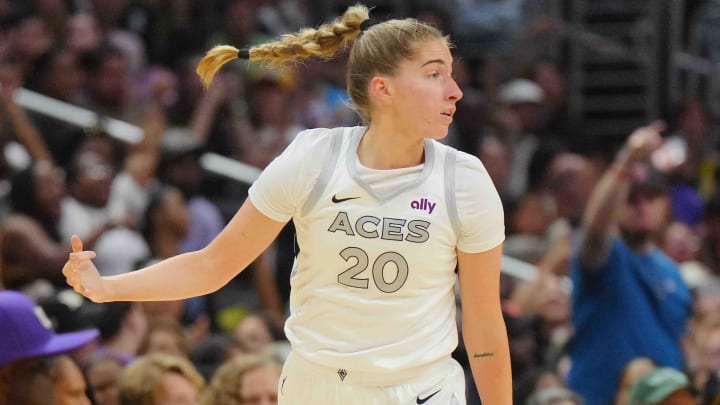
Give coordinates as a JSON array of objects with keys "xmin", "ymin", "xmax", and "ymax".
[
  {"xmin": 300, "ymin": 127, "xmax": 347, "ymax": 216},
  {"xmin": 443, "ymin": 146, "xmax": 461, "ymax": 238}
]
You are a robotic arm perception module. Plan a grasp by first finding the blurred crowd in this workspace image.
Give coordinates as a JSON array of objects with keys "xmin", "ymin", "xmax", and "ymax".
[{"xmin": 2, "ymin": 0, "xmax": 720, "ymax": 404}]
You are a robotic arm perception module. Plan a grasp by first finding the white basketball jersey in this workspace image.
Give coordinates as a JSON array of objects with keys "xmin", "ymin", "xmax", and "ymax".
[{"xmin": 249, "ymin": 126, "xmax": 504, "ymax": 378}]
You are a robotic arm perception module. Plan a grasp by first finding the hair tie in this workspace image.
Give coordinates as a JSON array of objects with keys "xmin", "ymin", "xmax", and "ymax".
[
  {"xmin": 360, "ymin": 18, "xmax": 381, "ymax": 32},
  {"xmin": 237, "ymin": 48, "xmax": 250, "ymax": 59}
]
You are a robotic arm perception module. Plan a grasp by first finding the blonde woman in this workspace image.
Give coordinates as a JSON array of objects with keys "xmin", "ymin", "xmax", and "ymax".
[
  {"xmin": 119, "ymin": 353, "xmax": 204, "ymax": 405},
  {"xmin": 201, "ymin": 354, "xmax": 282, "ymax": 405},
  {"xmin": 63, "ymin": 4, "xmax": 511, "ymax": 403}
]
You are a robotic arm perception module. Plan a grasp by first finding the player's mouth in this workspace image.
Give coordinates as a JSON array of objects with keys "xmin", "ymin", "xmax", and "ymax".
[{"xmin": 441, "ymin": 109, "xmax": 455, "ymax": 121}]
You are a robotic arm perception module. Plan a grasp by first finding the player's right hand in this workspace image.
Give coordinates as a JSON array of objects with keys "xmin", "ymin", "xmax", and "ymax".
[{"xmin": 62, "ymin": 235, "xmax": 109, "ymax": 303}]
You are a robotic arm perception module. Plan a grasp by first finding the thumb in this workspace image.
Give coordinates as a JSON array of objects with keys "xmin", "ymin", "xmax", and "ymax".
[{"xmin": 71, "ymin": 235, "xmax": 84, "ymax": 253}]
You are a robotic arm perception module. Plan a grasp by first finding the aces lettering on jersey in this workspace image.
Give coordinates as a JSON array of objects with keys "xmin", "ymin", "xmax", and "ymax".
[
  {"xmin": 327, "ymin": 211, "xmax": 430, "ymax": 243},
  {"xmin": 327, "ymin": 211, "xmax": 431, "ymax": 293}
]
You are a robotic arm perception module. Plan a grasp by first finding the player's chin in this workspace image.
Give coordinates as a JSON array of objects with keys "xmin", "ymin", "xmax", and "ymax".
[{"xmin": 426, "ymin": 126, "xmax": 450, "ymax": 140}]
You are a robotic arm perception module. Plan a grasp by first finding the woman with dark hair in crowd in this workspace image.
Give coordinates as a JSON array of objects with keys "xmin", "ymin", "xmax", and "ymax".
[
  {"xmin": 1, "ymin": 161, "xmax": 109, "ymax": 289},
  {"xmin": 1, "ymin": 162, "xmax": 70, "ymax": 288}
]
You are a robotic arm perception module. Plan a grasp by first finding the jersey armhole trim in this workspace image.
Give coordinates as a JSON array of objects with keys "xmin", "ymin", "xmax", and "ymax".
[
  {"xmin": 444, "ymin": 148, "xmax": 461, "ymax": 238},
  {"xmin": 300, "ymin": 128, "xmax": 346, "ymax": 216}
]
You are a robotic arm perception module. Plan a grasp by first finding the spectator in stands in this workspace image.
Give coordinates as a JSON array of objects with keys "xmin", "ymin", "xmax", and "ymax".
[
  {"xmin": 660, "ymin": 221, "xmax": 703, "ymax": 267},
  {"xmin": 21, "ymin": 47, "xmax": 87, "ymax": 167},
  {"xmin": 701, "ymin": 193, "xmax": 720, "ymax": 276},
  {"xmin": 477, "ymin": 135, "xmax": 512, "ymax": 197},
  {"xmin": 90, "ymin": 302, "xmax": 148, "ymax": 366},
  {"xmin": 138, "ymin": 280, "xmax": 212, "ymax": 355},
  {"xmin": 527, "ymin": 387, "xmax": 584, "ymax": 405},
  {"xmin": 526, "ymin": 59, "xmax": 576, "ymax": 143},
  {"xmin": 568, "ymin": 123, "xmax": 692, "ymax": 405},
  {"xmin": 139, "ymin": 316, "xmax": 189, "ymax": 358},
  {"xmin": 52, "ymin": 354, "xmax": 93, "ymax": 405},
  {"xmin": 684, "ymin": 313, "xmax": 720, "ymax": 391},
  {"xmin": 233, "ymin": 312, "xmax": 284, "ymax": 355},
  {"xmin": 0, "ymin": 290, "xmax": 98, "ymax": 405},
  {"xmin": 659, "ymin": 221, "xmax": 716, "ymax": 303},
  {"xmin": 26, "ymin": 47, "xmax": 84, "ymax": 104},
  {"xmin": 2, "ymin": 10, "xmax": 54, "ymax": 73},
  {"xmin": 158, "ymin": 127, "xmax": 223, "ymax": 254},
  {"xmin": 79, "ymin": 44, "xmax": 133, "ymax": 120},
  {"xmin": 25, "ymin": 0, "xmax": 72, "ymax": 40},
  {"xmin": 84, "ymin": 353, "xmax": 124, "ymax": 405},
  {"xmin": 504, "ymin": 190, "xmax": 560, "ymax": 264},
  {"xmin": 201, "ymin": 353, "xmax": 281, "ymax": 405},
  {"xmin": 544, "ymin": 151, "xmax": 600, "ymax": 228},
  {"xmin": 59, "ymin": 137, "xmax": 150, "ymax": 276},
  {"xmin": 66, "ymin": 13, "xmax": 103, "ymax": 55},
  {"xmin": 208, "ymin": 0, "xmax": 268, "ymax": 53},
  {"xmin": 140, "ymin": 184, "xmax": 190, "ymax": 260},
  {"xmin": 512, "ymin": 367, "xmax": 568, "ymax": 404},
  {"xmin": 496, "ymin": 78, "xmax": 547, "ymax": 200},
  {"xmin": 628, "ymin": 367, "xmax": 694, "ymax": 405},
  {"xmin": 615, "ymin": 358, "xmax": 657, "ymax": 405},
  {"xmin": 169, "ymin": 52, "xmax": 249, "ymax": 159},
  {"xmin": 164, "ymin": 97, "xmax": 285, "ymax": 328},
  {"xmin": 0, "ymin": 58, "xmax": 58, "ymax": 165},
  {"xmin": 119, "ymin": 353, "xmax": 205, "ymax": 405},
  {"xmin": 659, "ymin": 99, "xmax": 716, "ymax": 224},
  {"xmin": 87, "ymin": 0, "xmax": 148, "ymax": 73},
  {"xmin": 238, "ymin": 71, "xmax": 305, "ymax": 170},
  {"xmin": 1, "ymin": 162, "xmax": 77, "ymax": 288},
  {"xmin": 295, "ymin": 57, "xmax": 359, "ymax": 131}
]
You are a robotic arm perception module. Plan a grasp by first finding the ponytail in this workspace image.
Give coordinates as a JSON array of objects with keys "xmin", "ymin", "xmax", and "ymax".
[
  {"xmin": 195, "ymin": 45, "xmax": 246, "ymax": 89},
  {"xmin": 196, "ymin": 5, "xmax": 370, "ymax": 88}
]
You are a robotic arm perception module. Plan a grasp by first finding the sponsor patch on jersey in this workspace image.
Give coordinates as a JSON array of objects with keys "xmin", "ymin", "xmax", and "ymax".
[{"xmin": 410, "ymin": 198, "xmax": 436, "ymax": 214}]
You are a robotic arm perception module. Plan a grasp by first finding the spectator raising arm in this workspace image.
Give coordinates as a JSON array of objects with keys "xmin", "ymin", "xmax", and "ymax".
[
  {"xmin": 578, "ymin": 122, "xmax": 664, "ymax": 271},
  {"xmin": 0, "ymin": 65, "xmax": 54, "ymax": 163}
]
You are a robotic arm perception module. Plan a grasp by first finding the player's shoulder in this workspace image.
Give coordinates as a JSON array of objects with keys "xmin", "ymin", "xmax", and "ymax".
[
  {"xmin": 290, "ymin": 126, "xmax": 360, "ymax": 153},
  {"xmin": 291, "ymin": 127, "xmax": 336, "ymax": 148},
  {"xmin": 456, "ymin": 149, "xmax": 488, "ymax": 173},
  {"xmin": 431, "ymin": 141, "xmax": 489, "ymax": 176}
]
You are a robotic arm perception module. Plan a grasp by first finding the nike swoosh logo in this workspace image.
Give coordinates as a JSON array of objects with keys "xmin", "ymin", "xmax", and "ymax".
[
  {"xmin": 417, "ymin": 389, "xmax": 441, "ymax": 404},
  {"xmin": 332, "ymin": 195, "xmax": 360, "ymax": 203}
]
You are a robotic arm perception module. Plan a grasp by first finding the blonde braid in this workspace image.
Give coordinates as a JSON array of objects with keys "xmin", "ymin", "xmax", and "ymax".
[{"xmin": 196, "ymin": 5, "xmax": 370, "ymax": 89}]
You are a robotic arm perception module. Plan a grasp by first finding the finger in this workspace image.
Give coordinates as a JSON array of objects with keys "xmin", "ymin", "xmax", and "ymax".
[
  {"xmin": 70, "ymin": 251, "xmax": 97, "ymax": 262},
  {"xmin": 71, "ymin": 235, "xmax": 83, "ymax": 253},
  {"xmin": 62, "ymin": 262, "xmax": 72, "ymax": 277}
]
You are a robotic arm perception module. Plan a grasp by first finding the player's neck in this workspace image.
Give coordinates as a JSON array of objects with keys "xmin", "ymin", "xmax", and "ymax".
[{"xmin": 358, "ymin": 124, "xmax": 425, "ymax": 170}]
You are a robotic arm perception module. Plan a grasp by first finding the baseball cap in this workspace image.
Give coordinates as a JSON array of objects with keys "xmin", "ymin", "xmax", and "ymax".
[
  {"xmin": 499, "ymin": 79, "xmax": 545, "ymax": 105},
  {"xmin": 629, "ymin": 367, "xmax": 690, "ymax": 405},
  {"xmin": 0, "ymin": 291, "xmax": 99, "ymax": 367}
]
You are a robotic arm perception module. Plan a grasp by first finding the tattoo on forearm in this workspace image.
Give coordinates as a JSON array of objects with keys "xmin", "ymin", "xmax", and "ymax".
[{"xmin": 473, "ymin": 352, "xmax": 494, "ymax": 358}]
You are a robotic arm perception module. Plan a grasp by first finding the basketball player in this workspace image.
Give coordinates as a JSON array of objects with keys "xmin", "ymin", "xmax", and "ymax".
[{"xmin": 63, "ymin": 5, "xmax": 511, "ymax": 403}]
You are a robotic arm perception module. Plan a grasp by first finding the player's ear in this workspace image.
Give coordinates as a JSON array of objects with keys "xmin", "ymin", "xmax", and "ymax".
[{"xmin": 368, "ymin": 75, "xmax": 392, "ymax": 105}]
